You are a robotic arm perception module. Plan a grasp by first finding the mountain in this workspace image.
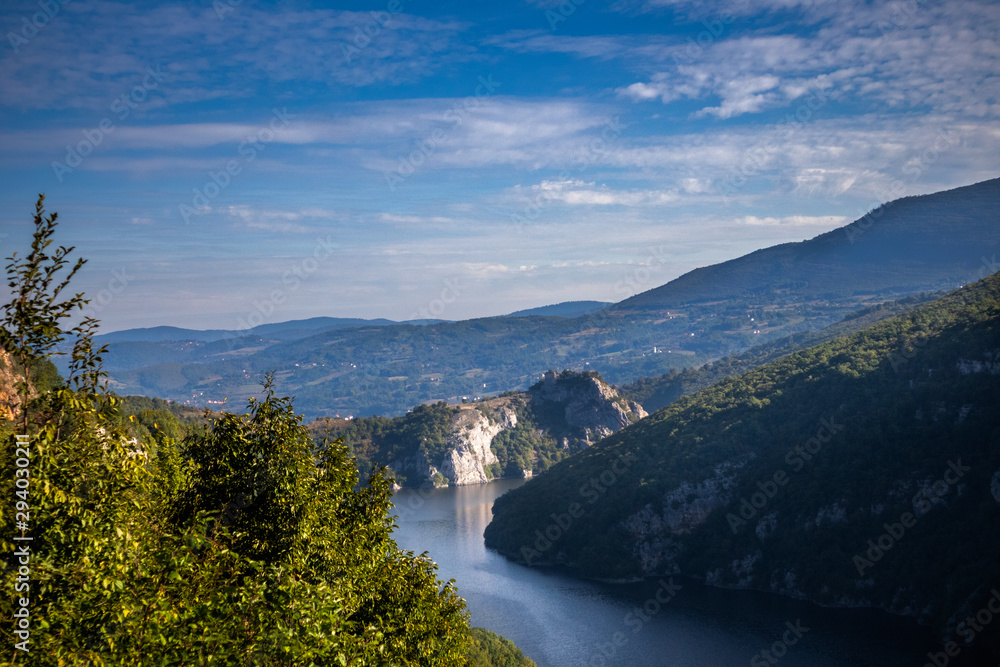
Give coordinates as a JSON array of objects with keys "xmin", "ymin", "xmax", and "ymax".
[
  {"xmin": 96, "ymin": 316, "xmax": 446, "ymax": 343},
  {"xmin": 504, "ymin": 301, "xmax": 612, "ymax": 318},
  {"xmin": 615, "ymin": 177, "xmax": 1000, "ymax": 311},
  {"xmin": 619, "ymin": 291, "xmax": 943, "ymax": 412},
  {"xmin": 102, "ymin": 179, "xmax": 1000, "ymax": 419},
  {"xmin": 76, "ymin": 317, "xmax": 449, "ymax": 376},
  {"xmin": 307, "ymin": 370, "xmax": 646, "ymax": 487},
  {"xmin": 484, "ymin": 272, "xmax": 1000, "ymax": 656}
]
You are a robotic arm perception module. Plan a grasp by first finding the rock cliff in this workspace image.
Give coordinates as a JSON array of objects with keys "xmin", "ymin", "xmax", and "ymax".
[
  {"xmin": 385, "ymin": 405, "xmax": 518, "ymax": 487},
  {"xmin": 331, "ymin": 370, "xmax": 647, "ymax": 488},
  {"xmin": 0, "ymin": 349, "xmax": 32, "ymax": 423},
  {"xmin": 439, "ymin": 407, "xmax": 515, "ymax": 486},
  {"xmin": 530, "ymin": 370, "xmax": 647, "ymax": 446}
]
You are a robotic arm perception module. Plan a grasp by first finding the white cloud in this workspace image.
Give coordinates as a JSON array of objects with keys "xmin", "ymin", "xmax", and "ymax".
[
  {"xmin": 223, "ymin": 205, "xmax": 342, "ymax": 233},
  {"xmin": 379, "ymin": 213, "xmax": 458, "ymax": 225},
  {"xmin": 619, "ymin": 80, "xmax": 676, "ymax": 104},
  {"xmin": 532, "ymin": 3, "xmax": 1000, "ymax": 122},
  {"xmin": 0, "ymin": 4, "xmax": 472, "ymax": 112},
  {"xmin": 695, "ymin": 75, "xmax": 782, "ymax": 119},
  {"xmin": 461, "ymin": 263, "xmax": 513, "ymax": 278},
  {"xmin": 507, "ymin": 179, "xmax": 681, "ymax": 206},
  {"xmin": 741, "ymin": 215, "xmax": 849, "ymax": 226}
]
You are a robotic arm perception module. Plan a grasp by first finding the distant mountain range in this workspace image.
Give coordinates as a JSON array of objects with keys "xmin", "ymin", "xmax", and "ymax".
[
  {"xmin": 95, "ymin": 305, "xmax": 609, "ymax": 347},
  {"xmin": 96, "ymin": 316, "xmax": 446, "ymax": 344},
  {"xmin": 99, "ymin": 178, "xmax": 999, "ymax": 420}
]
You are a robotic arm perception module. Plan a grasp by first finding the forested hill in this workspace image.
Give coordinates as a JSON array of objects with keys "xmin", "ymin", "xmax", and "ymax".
[
  {"xmin": 307, "ymin": 370, "xmax": 646, "ymax": 488},
  {"xmin": 614, "ymin": 177, "xmax": 1000, "ymax": 310},
  {"xmin": 102, "ymin": 179, "xmax": 999, "ymax": 419},
  {"xmin": 485, "ymin": 272, "xmax": 1000, "ymax": 655},
  {"xmin": 619, "ymin": 291, "xmax": 942, "ymax": 412}
]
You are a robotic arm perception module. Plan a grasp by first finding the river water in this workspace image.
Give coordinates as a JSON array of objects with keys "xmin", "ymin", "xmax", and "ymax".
[{"xmin": 391, "ymin": 478, "xmax": 955, "ymax": 667}]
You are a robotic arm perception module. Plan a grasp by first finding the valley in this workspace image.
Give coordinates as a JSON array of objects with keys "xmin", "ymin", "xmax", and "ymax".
[{"xmin": 95, "ymin": 179, "xmax": 1000, "ymax": 421}]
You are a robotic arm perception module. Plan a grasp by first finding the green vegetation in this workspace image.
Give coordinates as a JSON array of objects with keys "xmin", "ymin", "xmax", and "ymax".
[
  {"xmin": 0, "ymin": 197, "xmax": 529, "ymax": 666},
  {"xmin": 483, "ymin": 392, "xmax": 568, "ymax": 476},
  {"xmin": 486, "ymin": 271, "xmax": 1000, "ymax": 644},
  {"xmin": 619, "ymin": 291, "xmax": 942, "ymax": 412},
  {"xmin": 465, "ymin": 628, "xmax": 535, "ymax": 666},
  {"xmin": 307, "ymin": 370, "xmax": 639, "ymax": 486},
  {"xmin": 314, "ymin": 401, "xmax": 459, "ymax": 485}
]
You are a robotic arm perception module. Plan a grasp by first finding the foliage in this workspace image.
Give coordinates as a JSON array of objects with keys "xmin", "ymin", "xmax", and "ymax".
[
  {"xmin": 0, "ymin": 195, "xmax": 102, "ymax": 431},
  {"xmin": 317, "ymin": 401, "xmax": 457, "ymax": 485},
  {"xmin": 465, "ymin": 628, "xmax": 535, "ymax": 667},
  {"xmin": 487, "ymin": 398, "xmax": 564, "ymax": 477},
  {"xmin": 0, "ymin": 198, "xmax": 528, "ymax": 666}
]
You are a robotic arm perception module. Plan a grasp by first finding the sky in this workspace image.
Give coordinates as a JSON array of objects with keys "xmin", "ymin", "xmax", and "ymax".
[{"xmin": 0, "ymin": 0, "xmax": 998, "ymax": 332}]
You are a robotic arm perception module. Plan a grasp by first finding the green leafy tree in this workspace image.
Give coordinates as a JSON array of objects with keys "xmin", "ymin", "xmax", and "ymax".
[{"xmin": 0, "ymin": 196, "xmax": 526, "ymax": 665}]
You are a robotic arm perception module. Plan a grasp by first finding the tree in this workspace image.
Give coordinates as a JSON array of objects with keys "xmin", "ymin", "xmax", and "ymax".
[
  {"xmin": 1, "ymin": 195, "xmax": 147, "ymax": 663},
  {"xmin": 0, "ymin": 194, "xmax": 106, "ymax": 432},
  {"xmin": 0, "ymin": 196, "xmax": 496, "ymax": 665}
]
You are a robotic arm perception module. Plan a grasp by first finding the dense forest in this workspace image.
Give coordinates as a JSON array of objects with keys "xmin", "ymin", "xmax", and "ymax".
[
  {"xmin": 0, "ymin": 198, "xmax": 534, "ymax": 665},
  {"xmin": 486, "ymin": 270, "xmax": 1000, "ymax": 660}
]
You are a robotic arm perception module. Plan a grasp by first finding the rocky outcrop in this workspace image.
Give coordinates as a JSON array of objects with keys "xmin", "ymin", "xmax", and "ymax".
[
  {"xmin": 621, "ymin": 459, "xmax": 744, "ymax": 573},
  {"xmin": 439, "ymin": 408, "xmax": 515, "ymax": 486},
  {"xmin": 372, "ymin": 371, "xmax": 647, "ymax": 488},
  {"xmin": 531, "ymin": 370, "xmax": 647, "ymax": 444},
  {"xmin": 0, "ymin": 349, "xmax": 32, "ymax": 423},
  {"xmin": 389, "ymin": 405, "xmax": 518, "ymax": 487},
  {"xmin": 956, "ymin": 349, "xmax": 1000, "ymax": 375}
]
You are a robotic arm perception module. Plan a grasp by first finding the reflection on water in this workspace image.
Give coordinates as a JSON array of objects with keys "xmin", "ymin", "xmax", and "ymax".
[{"xmin": 391, "ymin": 479, "xmax": 944, "ymax": 667}]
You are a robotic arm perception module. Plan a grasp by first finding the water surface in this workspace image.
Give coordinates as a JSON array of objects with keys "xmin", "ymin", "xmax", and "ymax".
[{"xmin": 391, "ymin": 479, "xmax": 948, "ymax": 666}]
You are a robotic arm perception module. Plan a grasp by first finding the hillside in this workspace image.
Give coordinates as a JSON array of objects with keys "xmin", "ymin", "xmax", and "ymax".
[
  {"xmin": 614, "ymin": 178, "xmax": 1000, "ymax": 310},
  {"xmin": 102, "ymin": 179, "xmax": 1000, "ymax": 420},
  {"xmin": 308, "ymin": 370, "xmax": 646, "ymax": 487},
  {"xmin": 484, "ymin": 272, "xmax": 1000, "ymax": 655},
  {"xmin": 619, "ymin": 291, "xmax": 942, "ymax": 412},
  {"xmin": 504, "ymin": 301, "xmax": 611, "ymax": 318},
  {"xmin": 84, "ymin": 317, "xmax": 448, "ymax": 373}
]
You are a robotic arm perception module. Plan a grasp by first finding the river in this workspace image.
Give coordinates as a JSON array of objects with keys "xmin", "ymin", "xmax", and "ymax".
[{"xmin": 390, "ymin": 478, "xmax": 959, "ymax": 667}]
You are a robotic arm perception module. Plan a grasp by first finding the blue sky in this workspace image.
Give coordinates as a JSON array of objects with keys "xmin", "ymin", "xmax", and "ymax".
[{"xmin": 1, "ymin": 0, "xmax": 998, "ymax": 332}]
